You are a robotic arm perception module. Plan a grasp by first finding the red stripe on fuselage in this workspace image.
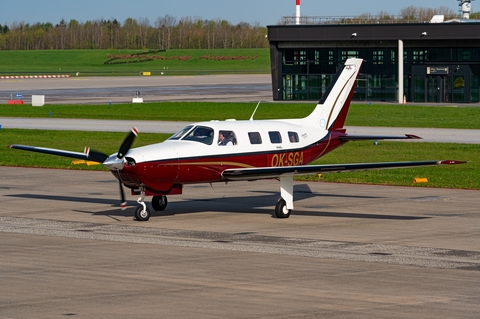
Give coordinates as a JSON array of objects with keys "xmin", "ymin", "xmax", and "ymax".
[{"xmin": 114, "ymin": 134, "xmax": 345, "ymax": 194}]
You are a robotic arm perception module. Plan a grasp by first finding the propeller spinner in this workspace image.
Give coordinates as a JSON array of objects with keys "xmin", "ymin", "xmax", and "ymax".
[{"xmin": 100, "ymin": 127, "xmax": 139, "ymax": 170}]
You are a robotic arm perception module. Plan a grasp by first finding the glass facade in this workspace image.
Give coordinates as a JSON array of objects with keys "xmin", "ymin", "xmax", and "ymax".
[{"xmin": 280, "ymin": 48, "xmax": 480, "ymax": 103}]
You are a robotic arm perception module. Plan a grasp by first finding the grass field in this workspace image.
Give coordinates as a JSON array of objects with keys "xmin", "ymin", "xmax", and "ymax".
[
  {"xmin": 1, "ymin": 102, "xmax": 478, "ymax": 190},
  {"xmin": 0, "ymin": 49, "xmax": 270, "ymax": 75},
  {"xmin": 1, "ymin": 102, "xmax": 480, "ymax": 129},
  {"xmin": 1, "ymin": 129, "xmax": 477, "ymax": 189},
  {"xmin": 310, "ymin": 141, "xmax": 478, "ymax": 189},
  {"xmin": 0, "ymin": 49, "xmax": 477, "ymax": 190}
]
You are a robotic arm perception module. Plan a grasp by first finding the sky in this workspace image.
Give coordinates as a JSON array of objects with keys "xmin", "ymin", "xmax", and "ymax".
[{"xmin": 0, "ymin": 0, "xmax": 468, "ymax": 26}]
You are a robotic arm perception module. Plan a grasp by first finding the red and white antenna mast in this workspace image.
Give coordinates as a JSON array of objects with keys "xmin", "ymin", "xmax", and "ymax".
[{"xmin": 296, "ymin": 0, "xmax": 301, "ymax": 25}]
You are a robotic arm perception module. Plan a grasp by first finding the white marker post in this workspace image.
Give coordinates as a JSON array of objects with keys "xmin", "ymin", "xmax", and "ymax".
[{"xmin": 296, "ymin": 0, "xmax": 301, "ymax": 25}]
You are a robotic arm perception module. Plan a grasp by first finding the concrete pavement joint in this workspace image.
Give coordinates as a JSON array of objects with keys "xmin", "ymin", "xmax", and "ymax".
[{"xmin": 2, "ymin": 216, "xmax": 479, "ymax": 270}]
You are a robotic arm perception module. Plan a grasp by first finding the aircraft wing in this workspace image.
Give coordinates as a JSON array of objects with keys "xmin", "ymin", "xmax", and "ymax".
[
  {"xmin": 8, "ymin": 144, "xmax": 104, "ymax": 162},
  {"xmin": 222, "ymin": 160, "xmax": 465, "ymax": 181}
]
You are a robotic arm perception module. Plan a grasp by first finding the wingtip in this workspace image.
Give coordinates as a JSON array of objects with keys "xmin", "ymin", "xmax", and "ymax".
[
  {"xmin": 405, "ymin": 134, "xmax": 422, "ymax": 139},
  {"xmin": 7, "ymin": 144, "xmax": 23, "ymax": 149},
  {"xmin": 438, "ymin": 160, "xmax": 467, "ymax": 165}
]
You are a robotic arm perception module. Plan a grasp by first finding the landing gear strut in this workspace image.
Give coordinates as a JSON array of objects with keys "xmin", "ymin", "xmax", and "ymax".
[{"xmin": 134, "ymin": 187, "xmax": 150, "ymax": 221}]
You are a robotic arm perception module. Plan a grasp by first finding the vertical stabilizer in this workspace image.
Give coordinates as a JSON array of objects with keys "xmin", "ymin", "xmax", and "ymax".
[{"xmin": 302, "ymin": 58, "xmax": 363, "ymax": 130}]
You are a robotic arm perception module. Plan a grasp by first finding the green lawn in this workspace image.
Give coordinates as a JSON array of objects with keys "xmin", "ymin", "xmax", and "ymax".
[
  {"xmin": 1, "ymin": 102, "xmax": 480, "ymax": 129},
  {"xmin": 1, "ymin": 129, "xmax": 477, "ymax": 190},
  {"xmin": 1, "ymin": 49, "xmax": 477, "ymax": 190},
  {"xmin": 1, "ymin": 129, "xmax": 169, "ymax": 170},
  {"xmin": 309, "ymin": 141, "xmax": 478, "ymax": 190},
  {"xmin": 347, "ymin": 104, "xmax": 480, "ymax": 129},
  {"xmin": 0, "ymin": 49, "xmax": 270, "ymax": 75}
]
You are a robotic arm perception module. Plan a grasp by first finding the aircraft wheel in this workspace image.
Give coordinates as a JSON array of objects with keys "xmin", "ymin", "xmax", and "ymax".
[
  {"xmin": 152, "ymin": 195, "xmax": 168, "ymax": 211},
  {"xmin": 275, "ymin": 198, "xmax": 291, "ymax": 218},
  {"xmin": 135, "ymin": 206, "xmax": 150, "ymax": 221}
]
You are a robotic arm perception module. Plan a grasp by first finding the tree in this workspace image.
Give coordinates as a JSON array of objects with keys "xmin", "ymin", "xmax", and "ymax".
[
  {"xmin": 56, "ymin": 19, "xmax": 67, "ymax": 49},
  {"xmin": 0, "ymin": 14, "xmax": 270, "ymax": 50},
  {"xmin": 123, "ymin": 18, "xmax": 139, "ymax": 48},
  {"xmin": 68, "ymin": 19, "xmax": 81, "ymax": 49},
  {"xmin": 218, "ymin": 19, "xmax": 231, "ymax": 49},
  {"xmin": 138, "ymin": 17, "xmax": 150, "ymax": 48},
  {"xmin": 105, "ymin": 19, "xmax": 120, "ymax": 49}
]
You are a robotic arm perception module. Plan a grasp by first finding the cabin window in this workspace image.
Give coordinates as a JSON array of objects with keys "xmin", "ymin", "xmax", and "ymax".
[
  {"xmin": 268, "ymin": 131, "xmax": 282, "ymax": 144},
  {"xmin": 169, "ymin": 125, "xmax": 194, "ymax": 140},
  {"xmin": 248, "ymin": 132, "xmax": 262, "ymax": 145},
  {"xmin": 288, "ymin": 132, "xmax": 299, "ymax": 143},
  {"xmin": 218, "ymin": 130, "xmax": 237, "ymax": 146},
  {"xmin": 182, "ymin": 126, "xmax": 214, "ymax": 145}
]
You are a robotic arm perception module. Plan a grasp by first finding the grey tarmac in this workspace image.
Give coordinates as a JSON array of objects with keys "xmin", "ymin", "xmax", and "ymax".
[
  {"xmin": 1, "ymin": 167, "xmax": 480, "ymax": 318},
  {"xmin": 0, "ymin": 74, "xmax": 272, "ymax": 103}
]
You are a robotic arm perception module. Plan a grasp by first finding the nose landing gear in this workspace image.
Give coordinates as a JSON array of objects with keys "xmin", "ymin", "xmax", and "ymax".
[
  {"xmin": 134, "ymin": 187, "xmax": 150, "ymax": 221},
  {"xmin": 133, "ymin": 189, "xmax": 169, "ymax": 221}
]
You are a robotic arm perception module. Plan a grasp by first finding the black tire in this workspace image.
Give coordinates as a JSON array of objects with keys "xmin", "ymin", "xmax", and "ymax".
[
  {"xmin": 151, "ymin": 195, "xmax": 168, "ymax": 211},
  {"xmin": 135, "ymin": 206, "xmax": 150, "ymax": 221},
  {"xmin": 275, "ymin": 198, "xmax": 291, "ymax": 218}
]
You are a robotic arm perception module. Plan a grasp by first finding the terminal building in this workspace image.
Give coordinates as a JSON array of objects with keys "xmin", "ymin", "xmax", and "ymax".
[{"xmin": 267, "ymin": 15, "xmax": 480, "ymax": 104}]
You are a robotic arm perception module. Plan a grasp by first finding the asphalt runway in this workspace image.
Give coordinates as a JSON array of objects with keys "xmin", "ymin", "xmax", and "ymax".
[
  {"xmin": 1, "ymin": 167, "xmax": 480, "ymax": 318},
  {"xmin": 0, "ymin": 74, "xmax": 272, "ymax": 103}
]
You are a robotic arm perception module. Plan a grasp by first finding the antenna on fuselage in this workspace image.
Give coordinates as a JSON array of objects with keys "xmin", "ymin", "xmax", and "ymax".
[{"xmin": 249, "ymin": 101, "xmax": 261, "ymax": 121}]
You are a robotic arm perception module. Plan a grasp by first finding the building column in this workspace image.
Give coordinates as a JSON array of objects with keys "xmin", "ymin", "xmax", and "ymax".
[
  {"xmin": 269, "ymin": 42, "xmax": 281, "ymax": 100},
  {"xmin": 398, "ymin": 39, "xmax": 404, "ymax": 104}
]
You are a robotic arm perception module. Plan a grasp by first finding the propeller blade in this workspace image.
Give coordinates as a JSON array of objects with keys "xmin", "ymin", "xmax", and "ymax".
[
  {"xmin": 117, "ymin": 127, "xmax": 138, "ymax": 159},
  {"xmin": 84, "ymin": 147, "xmax": 109, "ymax": 163},
  {"xmin": 116, "ymin": 170, "xmax": 127, "ymax": 210}
]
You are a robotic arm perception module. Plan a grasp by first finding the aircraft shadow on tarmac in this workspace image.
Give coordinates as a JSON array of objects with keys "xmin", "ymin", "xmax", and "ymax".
[{"xmin": 6, "ymin": 183, "xmax": 429, "ymax": 221}]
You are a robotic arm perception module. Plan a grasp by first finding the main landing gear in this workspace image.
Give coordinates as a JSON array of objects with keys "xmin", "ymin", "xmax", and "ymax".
[
  {"xmin": 134, "ymin": 187, "xmax": 168, "ymax": 221},
  {"xmin": 275, "ymin": 175, "xmax": 294, "ymax": 219},
  {"xmin": 133, "ymin": 175, "xmax": 294, "ymax": 221},
  {"xmin": 152, "ymin": 195, "xmax": 168, "ymax": 211},
  {"xmin": 275, "ymin": 198, "xmax": 291, "ymax": 218}
]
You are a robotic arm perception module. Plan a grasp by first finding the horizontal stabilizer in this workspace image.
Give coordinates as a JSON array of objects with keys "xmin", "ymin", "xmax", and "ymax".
[
  {"xmin": 222, "ymin": 160, "xmax": 465, "ymax": 181},
  {"xmin": 339, "ymin": 134, "xmax": 422, "ymax": 141}
]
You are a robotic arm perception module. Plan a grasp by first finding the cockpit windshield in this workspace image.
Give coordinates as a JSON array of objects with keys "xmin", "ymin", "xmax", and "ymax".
[
  {"xmin": 168, "ymin": 125, "xmax": 194, "ymax": 140},
  {"xmin": 181, "ymin": 126, "xmax": 214, "ymax": 145}
]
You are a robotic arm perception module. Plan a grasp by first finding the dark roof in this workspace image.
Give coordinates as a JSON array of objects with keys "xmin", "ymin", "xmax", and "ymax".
[{"xmin": 268, "ymin": 23, "xmax": 480, "ymax": 42}]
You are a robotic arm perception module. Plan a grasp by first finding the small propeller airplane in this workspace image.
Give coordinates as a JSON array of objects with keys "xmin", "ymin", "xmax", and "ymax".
[{"xmin": 8, "ymin": 58, "xmax": 465, "ymax": 221}]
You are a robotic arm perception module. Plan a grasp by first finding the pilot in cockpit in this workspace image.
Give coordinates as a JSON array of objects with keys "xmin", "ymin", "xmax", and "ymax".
[{"xmin": 218, "ymin": 131, "xmax": 234, "ymax": 146}]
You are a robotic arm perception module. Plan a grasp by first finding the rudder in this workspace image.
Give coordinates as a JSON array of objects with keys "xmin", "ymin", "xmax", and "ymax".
[{"xmin": 302, "ymin": 58, "xmax": 363, "ymax": 130}]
